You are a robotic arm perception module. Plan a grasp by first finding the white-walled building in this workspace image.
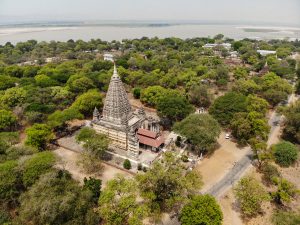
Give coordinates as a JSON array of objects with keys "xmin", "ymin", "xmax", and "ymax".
[
  {"xmin": 103, "ymin": 53, "xmax": 114, "ymax": 62},
  {"xmin": 203, "ymin": 43, "xmax": 232, "ymax": 50},
  {"xmin": 257, "ymin": 50, "xmax": 276, "ymax": 56}
]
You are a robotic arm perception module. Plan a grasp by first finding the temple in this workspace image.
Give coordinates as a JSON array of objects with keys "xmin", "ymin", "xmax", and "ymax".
[{"xmin": 91, "ymin": 65, "xmax": 164, "ymax": 159}]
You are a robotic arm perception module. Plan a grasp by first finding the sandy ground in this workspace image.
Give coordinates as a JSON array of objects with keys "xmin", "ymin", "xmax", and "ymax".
[
  {"xmin": 54, "ymin": 147, "xmax": 132, "ymax": 187},
  {"xmin": 219, "ymin": 129, "xmax": 300, "ymax": 225},
  {"xmin": 195, "ymin": 132, "xmax": 249, "ymax": 193},
  {"xmin": 219, "ymin": 189, "xmax": 243, "ymax": 225},
  {"xmin": 219, "ymin": 168, "xmax": 275, "ymax": 225}
]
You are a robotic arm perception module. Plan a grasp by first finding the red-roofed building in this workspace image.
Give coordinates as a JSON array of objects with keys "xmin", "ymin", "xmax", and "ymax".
[{"xmin": 137, "ymin": 128, "xmax": 164, "ymax": 152}]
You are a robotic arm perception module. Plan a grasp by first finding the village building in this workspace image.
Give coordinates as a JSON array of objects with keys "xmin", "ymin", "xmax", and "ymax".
[
  {"xmin": 91, "ymin": 65, "xmax": 164, "ymax": 159},
  {"xmin": 103, "ymin": 53, "xmax": 114, "ymax": 62},
  {"xmin": 257, "ymin": 50, "xmax": 277, "ymax": 57},
  {"xmin": 203, "ymin": 43, "xmax": 232, "ymax": 50}
]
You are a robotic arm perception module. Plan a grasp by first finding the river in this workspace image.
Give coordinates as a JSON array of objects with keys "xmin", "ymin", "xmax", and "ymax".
[{"xmin": 0, "ymin": 24, "xmax": 300, "ymax": 44}]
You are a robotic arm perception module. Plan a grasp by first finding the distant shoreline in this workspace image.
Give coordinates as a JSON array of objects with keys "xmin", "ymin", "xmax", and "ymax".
[{"xmin": 0, "ymin": 23, "xmax": 299, "ymax": 44}]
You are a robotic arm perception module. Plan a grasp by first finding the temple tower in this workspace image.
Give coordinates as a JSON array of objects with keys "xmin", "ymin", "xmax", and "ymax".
[{"xmin": 102, "ymin": 64, "xmax": 132, "ymax": 124}]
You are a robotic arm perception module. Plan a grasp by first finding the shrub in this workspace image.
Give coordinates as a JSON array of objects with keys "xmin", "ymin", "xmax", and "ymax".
[
  {"xmin": 0, "ymin": 160, "xmax": 21, "ymax": 205},
  {"xmin": 70, "ymin": 89, "xmax": 103, "ymax": 116},
  {"xmin": 133, "ymin": 87, "xmax": 141, "ymax": 99},
  {"xmin": 25, "ymin": 124, "xmax": 54, "ymax": 150},
  {"xmin": 175, "ymin": 136, "xmax": 182, "ymax": 147},
  {"xmin": 76, "ymin": 127, "xmax": 97, "ymax": 142},
  {"xmin": 273, "ymin": 141, "xmax": 298, "ymax": 167},
  {"xmin": 272, "ymin": 210, "xmax": 300, "ymax": 225},
  {"xmin": 181, "ymin": 155, "xmax": 189, "ymax": 162},
  {"xmin": 261, "ymin": 163, "xmax": 281, "ymax": 185},
  {"xmin": 123, "ymin": 159, "xmax": 131, "ymax": 170},
  {"xmin": 234, "ymin": 176, "xmax": 269, "ymax": 217},
  {"xmin": 137, "ymin": 163, "xmax": 143, "ymax": 171},
  {"xmin": 0, "ymin": 210, "xmax": 11, "ymax": 224},
  {"xmin": 180, "ymin": 194, "xmax": 223, "ymax": 225},
  {"xmin": 22, "ymin": 151, "xmax": 56, "ymax": 187},
  {"xmin": 0, "ymin": 110, "xmax": 17, "ymax": 131}
]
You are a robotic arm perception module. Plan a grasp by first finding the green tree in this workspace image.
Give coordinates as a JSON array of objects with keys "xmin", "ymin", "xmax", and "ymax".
[
  {"xmin": 76, "ymin": 127, "xmax": 109, "ymax": 159},
  {"xmin": 21, "ymin": 151, "xmax": 56, "ymax": 187},
  {"xmin": 98, "ymin": 175, "xmax": 148, "ymax": 225},
  {"xmin": 76, "ymin": 127, "xmax": 98, "ymax": 142},
  {"xmin": 133, "ymin": 87, "xmax": 141, "ymax": 99},
  {"xmin": 234, "ymin": 176, "xmax": 269, "ymax": 217},
  {"xmin": 232, "ymin": 79, "xmax": 260, "ymax": 95},
  {"xmin": 83, "ymin": 177, "xmax": 102, "ymax": 203},
  {"xmin": 0, "ymin": 110, "xmax": 17, "ymax": 131},
  {"xmin": 0, "ymin": 75, "xmax": 17, "ymax": 90},
  {"xmin": 209, "ymin": 92, "xmax": 247, "ymax": 126},
  {"xmin": 272, "ymin": 210, "xmax": 300, "ymax": 225},
  {"xmin": 140, "ymin": 85, "xmax": 167, "ymax": 107},
  {"xmin": 260, "ymin": 72, "xmax": 292, "ymax": 106},
  {"xmin": 282, "ymin": 100, "xmax": 300, "ymax": 144},
  {"xmin": 34, "ymin": 74, "xmax": 58, "ymax": 87},
  {"xmin": 272, "ymin": 141, "xmax": 298, "ymax": 167},
  {"xmin": 271, "ymin": 177, "xmax": 299, "ymax": 205},
  {"xmin": 249, "ymin": 138, "xmax": 272, "ymax": 169},
  {"xmin": 261, "ymin": 163, "xmax": 281, "ymax": 186},
  {"xmin": 25, "ymin": 124, "xmax": 54, "ymax": 150},
  {"xmin": 246, "ymin": 95, "xmax": 269, "ymax": 116},
  {"xmin": 0, "ymin": 160, "xmax": 22, "ymax": 206},
  {"xmin": 18, "ymin": 170, "xmax": 99, "ymax": 225},
  {"xmin": 48, "ymin": 107, "xmax": 84, "ymax": 129},
  {"xmin": 67, "ymin": 75, "xmax": 96, "ymax": 93},
  {"xmin": 214, "ymin": 34, "xmax": 224, "ymax": 40},
  {"xmin": 276, "ymin": 47, "xmax": 292, "ymax": 59},
  {"xmin": 123, "ymin": 159, "xmax": 132, "ymax": 170},
  {"xmin": 230, "ymin": 112, "xmax": 269, "ymax": 144},
  {"xmin": 136, "ymin": 152, "xmax": 202, "ymax": 218},
  {"xmin": 187, "ymin": 84, "xmax": 212, "ymax": 108},
  {"xmin": 71, "ymin": 89, "xmax": 103, "ymax": 116},
  {"xmin": 157, "ymin": 91, "xmax": 194, "ymax": 124},
  {"xmin": 233, "ymin": 66, "xmax": 248, "ymax": 80},
  {"xmin": 173, "ymin": 114, "xmax": 221, "ymax": 154},
  {"xmin": 180, "ymin": 194, "xmax": 223, "ymax": 225},
  {"xmin": 0, "ymin": 87, "xmax": 27, "ymax": 108}
]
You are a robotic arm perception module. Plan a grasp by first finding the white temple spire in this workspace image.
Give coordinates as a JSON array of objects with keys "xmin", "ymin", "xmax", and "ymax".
[{"xmin": 113, "ymin": 62, "xmax": 118, "ymax": 77}]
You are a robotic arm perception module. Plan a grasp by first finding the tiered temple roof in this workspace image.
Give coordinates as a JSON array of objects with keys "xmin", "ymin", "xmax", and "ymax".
[{"xmin": 102, "ymin": 65, "xmax": 132, "ymax": 124}]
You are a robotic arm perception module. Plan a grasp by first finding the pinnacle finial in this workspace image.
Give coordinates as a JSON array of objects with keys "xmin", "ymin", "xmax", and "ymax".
[{"xmin": 113, "ymin": 63, "xmax": 118, "ymax": 76}]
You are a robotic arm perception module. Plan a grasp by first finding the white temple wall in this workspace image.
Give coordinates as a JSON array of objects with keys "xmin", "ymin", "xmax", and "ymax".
[{"xmin": 93, "ymin": 124, "xmax": 127, "ymax": 150}]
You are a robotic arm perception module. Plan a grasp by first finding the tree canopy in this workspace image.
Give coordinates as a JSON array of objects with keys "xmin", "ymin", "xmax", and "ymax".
[
  {"xmin": 136, "ymin": 152, "xmax": 202, "ymax": 218},
  {"xmin": 234, "ymin": 176, "xmax": 269, "ymax": 217},
  {"xmin": 272, "ymin": 141, "xmax": 299, "ymax": 167},
  {"xmin": 180, "ymin": 194, "xmax": 223, "ymax": 225},
  {"xmin": 173, "ymin": 114, "xmax": 221, "ymax": 154},
  {"xmin": 209, "ymin": 92, "xmax": 247, "ymax": 126},
  {"xmin": 25, "ymin": 124, "xmax": 54, "ymax": 150}
]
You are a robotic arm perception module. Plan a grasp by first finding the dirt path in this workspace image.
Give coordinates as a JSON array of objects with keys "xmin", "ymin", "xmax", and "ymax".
[{"xmin": 54, "ymin": 147, "xmax": 132, "ymax": 187}]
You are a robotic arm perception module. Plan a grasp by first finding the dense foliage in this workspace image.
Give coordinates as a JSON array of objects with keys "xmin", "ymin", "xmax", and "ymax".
[
  {"xmin": 0, "ymin": 35, "xmax": 298, "ymax": 224},
  {"xmin": 173, "ymin": 114, "xmax": 221, "ymax": 154},
  {"xmin": 180, "ymin": 194, "xmax": 223, "ymax": 225},
  {"xmin": 272, "ymin": 141, "xmax": 299, "ymax": 167},
  {"xmin": 234, "ymin": 176, "xmax": 269, "ymax": 217},
  {"xmin": 17, "ymin": 170, "xmax": 100, "ymax": 225},
  {"xmin": 136, "ymin": 152, "xmax": 202, "ymax": 219},
  {"xmin": 282, "ymin": 100, "xmax": 300, "ymax": 144}
]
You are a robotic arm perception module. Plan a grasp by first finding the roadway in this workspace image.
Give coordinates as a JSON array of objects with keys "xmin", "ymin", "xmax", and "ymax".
[
  {"xmin": 206, "ymin": 93, "xmax": 297, "ymax": 198},
  {"xmin": 163, "ymin": 94, "xmax": 298, "ymax": 225}
]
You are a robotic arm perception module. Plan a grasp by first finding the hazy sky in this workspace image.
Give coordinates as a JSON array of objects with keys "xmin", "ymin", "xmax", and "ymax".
[{"xmin": 1, "ymin": 0, "xmax": 300, "ymax": 25}]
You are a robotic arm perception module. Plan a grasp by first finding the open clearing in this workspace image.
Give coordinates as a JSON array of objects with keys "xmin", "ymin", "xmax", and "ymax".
[{"xmin": 54, "ymin": 147, "xmax": 132, "ymax": 187}]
